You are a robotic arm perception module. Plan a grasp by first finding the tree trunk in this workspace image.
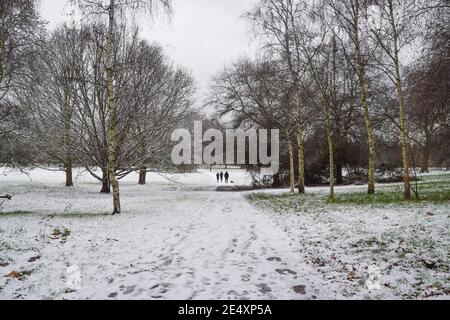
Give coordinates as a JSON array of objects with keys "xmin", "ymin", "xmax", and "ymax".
[
  {"xmin": 138, "ymin": 166, "xmax": 147, "ymax": 185},
  {"xmin": 324, "ymin": 98, "xmax": 335, "ymax": 199},
  {"xmin": 106, "ymin": 0, "xmax": 121, "ymax": 214},
  {"xmin": 65, "ymin": 161, "xmax": 73, "ymax": 187},
  {"xmin": 327, "ymin": 132, "xmax": 335, "ymax": 199},
  {"xmin": 363, "ymin": 96, "xmax": 376, "ymax": 195},
  {"xmin": 272, "ymin": 173, "xmax": 281, "ymax": 188},
  {"xmin": 0, "ymin": 34, "xmax": 4, "ymax": 86},
  {"xmin": 396, "ymin": 82, "xmax": 411, "ymax": 200},
  {"xmin": 63, "ymin": 84, "xmax": 73, "ymax": 187},
  {"xmin": 420, "ymin": 143, "xmax": 430, "ymax": 173},
  {"xmin": 354, "ymin": 3, "xmax": 376, "ymax": 194},
  {"xmin": 285, "ymin": 128, "xmax": 295, "ymax": 193},
  {"xmin": 295, "ymin": 93, "xmax": 305, "ymax": 194},
  {"xmin": 100, "ymin": 169, "xmax": 111, "ymax": 193},
  {"xmin": 336, "ymin": 163, "xmax": 343, "ymax": 185},
  {"xmin": 388, "ymin": 0, "xmax": 411, "ymax": 200}
]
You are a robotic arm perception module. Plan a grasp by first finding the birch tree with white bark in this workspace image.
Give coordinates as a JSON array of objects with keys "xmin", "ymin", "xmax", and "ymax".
[{"xmin": 72, "ymin": 0, "xmax": 172, "ymax": 214}]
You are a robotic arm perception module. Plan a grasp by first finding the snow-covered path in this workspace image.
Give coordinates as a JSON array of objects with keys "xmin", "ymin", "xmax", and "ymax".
[
  {"xmin": 121, "ymin": 191, "xmax": 319, "ymax": 299},
  {"xmin": 0, "ymin": 169, "xmax": 328, "ymax": 299},
  {"xmin": 127, "ymin": 189, "xmax": 325, "ymax": 300}
]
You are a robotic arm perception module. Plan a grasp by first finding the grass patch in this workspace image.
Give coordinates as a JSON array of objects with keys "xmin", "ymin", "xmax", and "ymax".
[
  {"xmin": 0, "ymin": 210, "xmax": 34, "ymax": 216},
  {"xmin": 247, "ymin": 174, "xmax": 450, "ymax": 210},
  {"xmin": 47, "ymin": 212, "xmax": 110, "ymax": 219},
  {"xmin": 331, "ymin": 177, "xmax": 450, "ymax": 205},
  {"xmin": 51, "ymin": 227, "xmax": 71, "ymax": 242},
  {"xmin": 0, "ymin": 211, "xmax": 109, "ymax": 218},
  {"xmin": 247, "ymin": 192, "xmax": 327, "ymax": 213}
]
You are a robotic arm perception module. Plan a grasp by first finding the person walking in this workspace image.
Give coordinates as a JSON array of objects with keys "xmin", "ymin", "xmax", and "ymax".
[
  {"xmin": 216, "ymin": 172, "xmax": 220, "ymax": 183},
  {"xmin": 220, "ymin": 171, "xmax": 224, "ymax": 183},
  {"xmin": 224, "ymin": 171, "xmax": 229, "ymax": 183}
]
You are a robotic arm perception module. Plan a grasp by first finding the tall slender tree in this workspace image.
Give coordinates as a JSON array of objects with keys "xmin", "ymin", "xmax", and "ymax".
[
  {"xmin": 245, "ymin": 0, "xmax": 307, "ymax": 194},
  {"xmin": 73, "ymin": 0, "xmax": 172, "ymax": 214},
  {"xmin": 326, "ymin": 0, "xmax": 377, "ymax": 194},
  {"xmin": 0, "ymin": 0, "xmax": 43, "ymax": 199},
  {"xmin": 368, "ymin": 0, "xmax": 420, "ymax": 199}
]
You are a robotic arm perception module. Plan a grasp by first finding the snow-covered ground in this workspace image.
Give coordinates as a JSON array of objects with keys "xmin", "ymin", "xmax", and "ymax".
[{"xmin": 0, "ymin": 168, "xmax": 448, "ymax": 299}]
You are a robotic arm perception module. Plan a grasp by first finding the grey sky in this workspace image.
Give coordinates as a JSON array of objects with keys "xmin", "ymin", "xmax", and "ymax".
[{"xmin": 39, "ymin": 0, "xmax": 259, "ymax": 102}]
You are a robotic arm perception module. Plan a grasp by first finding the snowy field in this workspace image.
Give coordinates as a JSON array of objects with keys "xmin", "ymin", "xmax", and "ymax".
[{"xmin": 0, "ymin": 168, "xmax": 448, "ymax": 300}]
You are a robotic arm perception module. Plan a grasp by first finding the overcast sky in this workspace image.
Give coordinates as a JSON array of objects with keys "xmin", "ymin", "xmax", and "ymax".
[{"xmin": 39, "ymin": 0, "xmax": 259, "ymax": 104}]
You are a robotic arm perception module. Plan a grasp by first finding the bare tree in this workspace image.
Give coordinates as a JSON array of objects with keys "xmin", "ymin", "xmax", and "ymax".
[
  {"xmin": 16, "ymin": 24, "xmax": 85, "ymax": 187},
  {"xmin": 367, "ymin": 0, "xmax": 436, "ymax": 199},
  {"xmin": 73, "ymin": 0, "xmax": 172, "ymax": 214},
  {"xmin": 326, "ymin": 0, "xmax": 378, "ymax": 194},
  {"xmin": 406, "ymin": 9, "xmax": 450, "ymax": 173},
  {"xmin": 245, "ymin": 0, "xmax": 308, "ymax": 193},
  {"xmin": 0, "ymin": 0, "xmax": 42, "ymax": 159},
  {"xmin": 0, "ymin": 0, "xmax": 43, "ymax": 199},
  {"xmin": 65, "ymin": 22, "xmax": 193, "ymax": 195},
  {"xmin": 209, "ymin": 58, "xmax": 297, "ymax": 191},
  {"xmin": 299, "ymin": 31, "xmax": 337, "ymax": 199}
]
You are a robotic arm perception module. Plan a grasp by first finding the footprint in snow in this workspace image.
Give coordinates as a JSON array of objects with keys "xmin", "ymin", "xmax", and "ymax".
[
  {"xmin": 275, "ymin": 268, "xmax": 297, "ymax": 275},
  {"xmin": 122, "ymin": 285, "xmax": 136, "ymax": 295},
  {"xmin": 292, "ymin": 285, "xmax": 306, "ymax": 295},
  {"xmin": 267, "ymin": 256, "xmax": 282, "ymax": 262},
  {"xmin": 241, "ymin": 274, "xmax": 250, "ymax": 282},
  {"xmin": 256, "ymin": 283, "xmax": 272, "ymax": 293}
]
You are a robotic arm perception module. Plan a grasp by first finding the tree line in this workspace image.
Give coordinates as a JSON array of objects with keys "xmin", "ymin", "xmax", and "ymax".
[
  {"xmin": 0, "ymin": 0, "xmax": 449, "ymax": 212},
  {"xmin": 208, "ymin": 0, "xmax": 449, "ymax": 200},
  {"xmin": 1, "ymin": 0, "xmax": 197, "ymax": 213}
]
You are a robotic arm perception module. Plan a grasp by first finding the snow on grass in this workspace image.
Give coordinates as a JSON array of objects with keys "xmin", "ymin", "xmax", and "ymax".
[
  {"xmin": 0, "ymin": 168, "xmax": 332, "ymax": 300},
  {"xmin": 0, "ymin": 168, "xmax": 448, "ymax": 300},
  {"xmin": 247, "ymin": 174, "xmax": 450, "ymax": 299}
]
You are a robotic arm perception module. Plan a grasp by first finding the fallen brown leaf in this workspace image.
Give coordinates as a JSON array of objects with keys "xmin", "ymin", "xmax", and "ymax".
[
  {"xmin": 347, "ymin": 270, "xmax": 357, "ymax": 281},
  {"xmin": 5, "ymin": 271, "xmax": 21, "ymax": 279}
]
